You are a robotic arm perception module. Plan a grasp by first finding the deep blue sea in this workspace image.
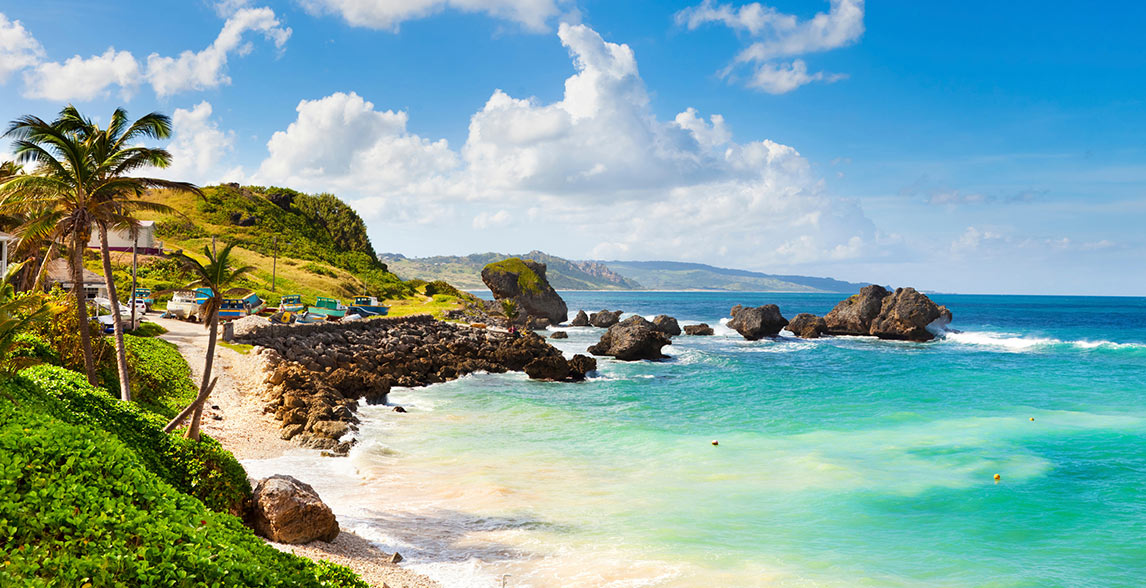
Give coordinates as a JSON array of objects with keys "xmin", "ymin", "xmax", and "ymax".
[{"xmin": 247, "ymin": 292, "xmax": 1146, "ymax": 587}]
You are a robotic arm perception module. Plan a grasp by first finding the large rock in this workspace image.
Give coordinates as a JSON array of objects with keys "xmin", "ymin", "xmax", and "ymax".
[
  {"xmin": 524, "ymin": 356, "xmax": 570, "ymax": 381},
  {"xmin": 587, "ymin": 316, "xmax": 671, "ymax": 361},
  {"xmin": 568, "ymin": 354, "xmax": 597, "ymax": 378},
  {"xmin": 570, "ymin": 310, "xmax": 589, "ymax": 326},
  {"xmin": 652, "ymin": 315, "xmax": 681, "ymax": 337},
  {"xmin": 868, "ymin": 287, "xmax": 948, "ymax": 342},
  {"xmin": 589, "ymin": 309, "xmax": 623, "ymax": 328},
  {"xmin": 823, "ymin": 285, "xmax": 890, "ymax": 336},
  {"xmin": 683, "ymin": 323, "xmax": 714, "ymax": 336},
  {"xmin": 481, "ymin": 258, "xmax": 568, "ymax": 323},
  {"xmin": 728, "ymin": 305, "xmax": 788, "ymax": 340},
  {"xmin": 250, "ymin": 475, "xmax": 339, "ymax": 544},
  {"xmin": 786, "ymin": 314, "xmax": 827, "ymax": 339}
]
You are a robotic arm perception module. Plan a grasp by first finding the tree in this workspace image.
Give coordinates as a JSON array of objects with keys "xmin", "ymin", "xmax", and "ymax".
[
  {"xmin": 0, "ymin": 261, "xmax": 54, "ymax": 378},
  {"xmin": 0, "ymin": 106, "xmax": 193, "ymax": 399},
  {"xmin": 163, "ymin": 241, "xmax": 255, "ymax": 440}
]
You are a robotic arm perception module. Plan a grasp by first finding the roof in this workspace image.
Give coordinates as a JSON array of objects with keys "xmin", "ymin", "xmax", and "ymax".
[{"xmin": 45, "ymin": 258, "xmax": 106, "ymax": 285}]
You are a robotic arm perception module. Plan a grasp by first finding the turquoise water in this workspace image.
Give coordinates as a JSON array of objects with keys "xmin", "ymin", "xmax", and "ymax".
[{"xmin": 247, "ymin": 293, "xmax": 1146, "ymax": 587}]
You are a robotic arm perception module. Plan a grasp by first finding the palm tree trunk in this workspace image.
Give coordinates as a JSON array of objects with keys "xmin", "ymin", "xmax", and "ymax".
[
  {"xmin": 70, "ymin": 235, "xmax": 96, "ymax": 384},
  {"xmin": 98, "ymin": 222, "xmax": 132, "ymax": 402},
  {"xmin": 185, "ymin": 301, "xmax": 219, "ymax": 441},
  {"xmin": 32, "ymin": 241, "xmax": 58, "ymax": 291}
]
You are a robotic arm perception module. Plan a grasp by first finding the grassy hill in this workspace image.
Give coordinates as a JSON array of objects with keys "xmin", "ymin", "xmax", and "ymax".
[
  {"xmin": 383, "ymin": 250, "xmax": 642, "ymax": 290},
  {"xmin": 601, "ymin": 261, "xmax": 870, "ymax": 293}
]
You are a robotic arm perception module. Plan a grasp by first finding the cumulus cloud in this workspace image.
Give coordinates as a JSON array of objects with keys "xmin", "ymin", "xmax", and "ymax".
[
  {"xmin": 0, "ymin": 13, "xmax": 43, "ymax": 82},
  {"xmin": 22, "ymin": 47, "xmax": 141, "ymax": 101},
  {"xmin": 252, "ymin": 23, "xmax": 876, "ymax": 266},
  {"xmin": 154, "ymin": 101, "xmax": 244, "ymax": 185},
  {"xmin": 299, "ymin": 0, "xmax": 564, "ymax": 32},
  {"xmin": 676, "ymin": 0, "xmax": 864, "ymax": 93}
]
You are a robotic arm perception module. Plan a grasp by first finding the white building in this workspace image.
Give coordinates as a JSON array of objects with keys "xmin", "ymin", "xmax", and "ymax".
[
  {"xmin": 0, "ymin": 231, "xmax": 11, "ymax": 277},
  {"xmin": 86, "ymin": 221, "xmax": 163, "ymax": 255},
  {"xmin": 45, "ymin": 258, "xmax": 108, "ymax": 300}
]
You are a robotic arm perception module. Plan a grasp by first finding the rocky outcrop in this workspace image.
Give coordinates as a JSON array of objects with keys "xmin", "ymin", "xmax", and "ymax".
[
  {"xmin": 823, "ymin": 285, "xmax": 890, "ymax": 336},
  {"xmin": 786, "ymin": 313, "xmax": 827, "ymax": 339},
  {"xmin": 569, "ymin": 354, "xmax": 597, "ymax": 377},
  {"xmin": 652, "ymin": 315, "xmax": 681, "ymax": 337},
  {"xmin": 683, "ymin": 323, "xmax": 714, "ymax": 336},
  {"xmin": 481, "ymin": 258, "xmax": 568, "ymax": 323},
  {"xmin": 589, "ymin": 309, "xmax": 623, "ymax": 328},
  {"xmin": 550, "ymin": 331, "xmax": 568, "ymax": 339},
  {"xmin": 523, "ymin": 353, "xmax": 597, "ymax": 381},
  {"xmin": 728, "ymin": 305, "xmax": 788, "ymax": 340},
  {"xmin": 249, "ymin": 475, "xmax": 339, "ymax": 544},
  {"xmin": 587, "ymin": 316, "xmax": 671, "ymax": 361},
  {"xmin": 868, "ymin": 287, "xmax": 948, "ymax": 342},
  {"xmin": 570, "ymin": 310, "xmax": 589, "ymax": 326}
]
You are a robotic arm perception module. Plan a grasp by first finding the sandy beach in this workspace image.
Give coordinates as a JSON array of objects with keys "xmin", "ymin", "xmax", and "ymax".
[{"xmin": 156, "ymin": 317, "xmax": 440, "ymax": 588}]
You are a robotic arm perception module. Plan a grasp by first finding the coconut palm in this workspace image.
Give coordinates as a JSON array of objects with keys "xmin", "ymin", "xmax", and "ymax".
[
  {"xmin": 0, "ymin": 106, "xmax": 194, "ymax": 398},
  {"xmin": 163, "ymin": 241, "xmax": 255, "ymax": 440}
]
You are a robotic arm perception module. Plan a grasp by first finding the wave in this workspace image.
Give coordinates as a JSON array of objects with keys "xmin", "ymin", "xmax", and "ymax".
[{"xmin": 944, "ymin": 330, "xmax": 1146, "ymax": 353}]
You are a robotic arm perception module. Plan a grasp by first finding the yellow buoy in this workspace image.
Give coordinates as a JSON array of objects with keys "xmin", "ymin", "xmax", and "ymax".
[
  {"xmin": 711, "ymin": 440, "xmax": 719, "ymax": 446},
  {"xmin": 993, "ymin": 473, "xmax": 1001, "ymax": 483},
  {"xmin": 1030, "ymin": 417, "xmax": 1035, "ymax": 421}
]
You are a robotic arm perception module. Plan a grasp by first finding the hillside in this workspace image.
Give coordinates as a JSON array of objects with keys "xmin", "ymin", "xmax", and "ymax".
[
  {"xmin": 601, "ymin": 261, "xmax": 870, "ymax": 293},
  {"xmin": 382, "ymin": 250, "xmax": 642, "ymax": 290}
]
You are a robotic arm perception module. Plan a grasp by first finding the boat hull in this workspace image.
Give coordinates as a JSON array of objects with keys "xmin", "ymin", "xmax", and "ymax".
[{"xmin": 348, "ymin": 305, "xmax": 389, "ymax": 317}]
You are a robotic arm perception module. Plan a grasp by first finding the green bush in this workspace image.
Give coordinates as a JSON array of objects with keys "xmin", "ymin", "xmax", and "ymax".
[
  {"xmin": 0, "ymin": 396, "xmax": 364, "ymax": 587},
  {"xmin": 128, "ymin": 321, "xmax": 168, "ymax": 338},
  {"xmin": 302, "ymin": 262, "xmax": 338, "ymax": 278},
  {"xmin": 11, "ymin": 366, "xmax": 248, "ymax": 515},
  {"xmin": 405, "ymin": 278, "xmax": 427, "ymax": 290},
  {"xmin": 424, "ymin": 280, "xmax": 461, "ymax": 298},
  {"xmin": 9, "ymin": 332, "xmax": 59, "ymax": 364},
  {"xmin": 123, "ymin": 335, "xmax": 196, "ymax": 417}
]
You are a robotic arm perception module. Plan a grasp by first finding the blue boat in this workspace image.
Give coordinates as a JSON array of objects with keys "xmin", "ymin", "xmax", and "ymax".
[
  {"xmin": 348, "ymin": 296, "xmax": 390, "ymax": 318},
  {"xmin": 279, "ymin": 294, "xmax": 306, "ymax": 313}
]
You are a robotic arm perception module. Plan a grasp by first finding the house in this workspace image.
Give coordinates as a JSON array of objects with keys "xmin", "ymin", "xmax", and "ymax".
[
  {"xmin": 86, "ymin": 221, "xmax": 163, "ymax": 255},
  {"xmin": 0, "ymin": 231, "xmax": 11, "ymax": 277},
  {"xmin": 45, "ymin": 258, "xmax": 108, "ymax": 300}
]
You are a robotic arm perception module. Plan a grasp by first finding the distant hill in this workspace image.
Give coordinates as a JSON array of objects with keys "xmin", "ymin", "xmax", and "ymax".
[
  {"xmin": 382, "ymin": 251, "xmax": 868, "ymax": 293},
  {"xmin": 601, "ymin": 261, "xmax": 868, "ymax": 293},
  {"xmin": 381, "ymin": 250, "xmax": 641, "ymax": 290}
]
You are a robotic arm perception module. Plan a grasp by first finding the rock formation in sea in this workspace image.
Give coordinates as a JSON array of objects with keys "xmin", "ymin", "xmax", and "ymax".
[
  {"xmin": 787, "ymin": 313, "xmax": 827, "ymax": 339},
  {"xmin": 588, "ymin": 315, "xmax": 671, "ymax": 360},
  {"xmin": 683, "ymin": 323, "xmax": 715, "ymax": 336},
  {"xmin": 481, "ymin": 257, "xmax": 568, "ymax": 323},
  {"xmin": 589, "ymin": 309, "xmax": 623, "ymax": 328},
  {"xmin": 570, "ymin": 310, "xmax": 590, "ymax": 326},
  {"xmin": 550, "ymin": 331, "xmax": 569, "ymax": 339},
  {"xmin": 868, "ymin": 287, "xmax": 949, "ymax": 341},
  {"xmin": 249, "ymin": 475, "xmax": 339, "ymax": 544},
  {"xmin": 823, "ymin": 285, "xmax": 890, "ymax": 336},
  {"xmin": 652, "ymin": 315, "xmax": 682, "ymax": 337},
  {"xmin": 728, "ymin": 305, "xmax": 788, "ymax": 340}
]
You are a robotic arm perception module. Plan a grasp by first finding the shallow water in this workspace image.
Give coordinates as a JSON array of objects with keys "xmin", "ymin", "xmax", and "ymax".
[{"xmin": 245, "ymin": 293, "xmax": 1146, "ymax": 587}]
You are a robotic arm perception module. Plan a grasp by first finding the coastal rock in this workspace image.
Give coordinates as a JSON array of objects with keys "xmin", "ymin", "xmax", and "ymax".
[
  {"xmin": 570, "ymin": 310, "xmax": 589, "ymax": 326},
  {"xmin": 728, "ymin": 305, "xmax": 788, "ymax": 340},
  {"xmin": 652, "ymin": 315, "xmax": 682, "ymax": 337},
  {"xmin": 730, "ymin": 305, "xmax": 744, "ymax": 317},
  {"xmin": 587, "ymin": 316, "xmax": 671, "ymax": 361},
  {"xmin": 526, "ymin": 316, "xmax": 551, "ymax": 330},
  {"xmin": 868, "ymin": 287, "xmax": 948, "ymax": 342},
  {"xmin": 568, "ymin": 354, "xmax": 597, "ymax": 379},
  {"xmin": 683, "ymin": 324, "xmax": 715, "ymax": 336},
  {"xmin": 823, "ymin": 285, "xmax": 890, "ymax": 336},
  {"xmin": 250, "ymin": 475, "xmax": 339, "ymax": 544},
  {"xmin": 524, "ymin": 356, "xmax": 570, "ymax": 381},
  {"xmin": 786, "ymin": 314, "xmax": 827, "ymax": 339},
  {"xmin": 550, "ymin": 331, "xmax": 568, "ymax": 339},
  {"xmin": 481, "ymin": 258, "xmax": 568, "ymax": 323},
  {"xmin": 589, "ymin": 309, "xmax": 623, "ymax": 328}
]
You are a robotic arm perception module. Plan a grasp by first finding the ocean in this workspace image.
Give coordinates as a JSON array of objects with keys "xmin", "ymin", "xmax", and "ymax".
[{"xmin": 244, "ymin": 292, "xmax": 1146, "ymax": 587}]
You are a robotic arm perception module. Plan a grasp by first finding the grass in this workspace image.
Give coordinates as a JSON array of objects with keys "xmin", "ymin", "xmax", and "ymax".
[
  {"xmin": 218, "ymin": 341, "xmax": 253, "ymax": 355},
  {"xmin": 382, "ymin": 293, "xmax": 466, "ymax": 319},
  {"xmin": 483, "ymin": 257, "xmax": 543, "ymax": 294}
]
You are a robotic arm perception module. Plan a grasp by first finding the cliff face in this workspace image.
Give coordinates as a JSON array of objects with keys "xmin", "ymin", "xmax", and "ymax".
[{"xmin": 481, "ymin": 258, "xmax": 569, "ymax": 323}]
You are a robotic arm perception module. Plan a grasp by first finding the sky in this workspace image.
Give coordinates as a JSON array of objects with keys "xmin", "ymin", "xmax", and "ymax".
[{"xmin": 0, "ymin": 0, "xmax": 1143, "ymax": 295}]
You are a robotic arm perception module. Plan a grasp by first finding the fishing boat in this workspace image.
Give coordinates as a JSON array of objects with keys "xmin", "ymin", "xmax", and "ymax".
[
  {"xmin": 307, "ymin": 296, "xmax": 347, "ymax": 319},
  {"xmin": 165, "ymin": 290, "xmax": 203, "ymax": 320},
  {"xmin": 347, "ymin": 295, "xmax": 390, "ymax": 318},
  {"xmin": 295, "ymin": 311, "xmax": 326, "ymax": 324},
  {"xmin": 218, "ymin": 291, "xmax": 266, "ymax": 320},
  {"xmin": 279, "ymin": 294, "xmax": 306, "ymax": 313}
]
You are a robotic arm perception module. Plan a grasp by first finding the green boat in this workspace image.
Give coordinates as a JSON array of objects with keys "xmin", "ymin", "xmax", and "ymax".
[{"xmin": 307, "ymin": 296, "xmax": 347, "ymax": 319}]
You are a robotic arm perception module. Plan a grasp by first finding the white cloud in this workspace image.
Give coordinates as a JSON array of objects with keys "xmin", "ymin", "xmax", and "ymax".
[
  {"xmin": 146, "ymin": 7, "xmax": 291, "ymax": 97},
  {"xmin": 0, "ymin": 13, "xmax": 44, "ymax": 82},
  {"xmin": 156, "ymin": 101, "xmax": 244, "ymax": 185},
  {"xmin": 676, "ymin": 0, "xmax": 864, "ymax": 93},
  {"xmin": 252, "ymin": 23, "xmax": 877, "ymax": 266},
  {"xmin": 22, "ymin": 48, "xmax": 141, "ymax": 101},
  {"xmin": 300, "ymin": 0, "xmax": 564, "ymax": 32}
]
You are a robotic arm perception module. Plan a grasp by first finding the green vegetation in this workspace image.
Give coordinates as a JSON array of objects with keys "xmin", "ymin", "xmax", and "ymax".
[
  {"xmin": 385, "ymin": 250, "xmax": 641, "ymax": 290},
  {"xmin": 128, "ymin": 321, "xmax": 168, "ymax": 338},
  {"xmin": 219, "ymin": 341, "xmax": 253, "ymax": 355},
  {"xmin": 484, "ymin": 257, "xmax": 544, "ymax": 294},
  {"xmin": 123, "ymin": 335, "xmax": 196, "ymax": 417},
  {"xmin": 423, "ymin": 280, "xmax": 462, "ymax": 297}
]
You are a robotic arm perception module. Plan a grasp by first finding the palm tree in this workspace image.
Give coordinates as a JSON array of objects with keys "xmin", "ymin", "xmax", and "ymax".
[
  {"xmin": 0, "ymin": 106, "xmax": 194, "ymax": 398},
  {"xmin": 163, "ymin": 241, "xmax": 255, "ymax": 440}
]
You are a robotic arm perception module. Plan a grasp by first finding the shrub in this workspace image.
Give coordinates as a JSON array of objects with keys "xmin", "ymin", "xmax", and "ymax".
[
  {"xmin": 12, "ymin": 366, "xmax": 249, "ymax": 515},
  {"xmin": 123, "ymin": 335, "xmax": 197, "ymax": 417},
  {"xmin": 405, "ymin": 278, "xmax": 427, "ymax": 290},
  {"xmin": 9, "ymin": 332, "xmax": 59, "ymax": 365},
  {"xmin": 128, "ymin": 322, "xmax": 168, "ymax": 338},
  {"xmin": 302, "ymin": 262, "xmax": 338, "ymax": 278},
  {"xmin": 423, "ymin": 280, "xmax": 461, "ymax": 298}
]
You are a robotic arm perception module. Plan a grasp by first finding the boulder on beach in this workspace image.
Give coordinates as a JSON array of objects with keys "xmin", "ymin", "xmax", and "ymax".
[
  {"xmin": 249, "ymin": 475, "xmax": 339, "ymax": 544},
  {"xmin": 787, "ymin": 313, "xmax": 827, "ymax": 339},
  {"xmin": 868, "ymin": 287, "xmax": 948, "ymax": 342},
  {"xmin": 652, "ymin": 315, "xmax": 682, "ymax": 337},
  {"xmin": 728, "ymin": 305, "xmax": 788, "ymax": 340},
  {"xmin": 481, "ymin": 258, "xmax": 568, "ymax": 323},
  {"xmin": 823, "ymin": 285, "xmax": 890, "ymax": 336},
  {"xmin": 683, "ymin": 323, "xmax": 715, "ymax": 336},
  {"xmin": 570, "ymin": 310, "xmax": 590, "ymax": 326},
  {"xmin": 589, "ymin": 309, "xmax": 623, "ymax": 328},
  {"xmin": 587, "ymin": 315, "xmax": 671, "ymax": 361}
]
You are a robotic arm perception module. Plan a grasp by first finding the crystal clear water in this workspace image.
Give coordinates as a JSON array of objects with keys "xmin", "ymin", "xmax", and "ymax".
[{"xmin": 245, "ymin": 292, "xmax": 1146, "ymax": 587}]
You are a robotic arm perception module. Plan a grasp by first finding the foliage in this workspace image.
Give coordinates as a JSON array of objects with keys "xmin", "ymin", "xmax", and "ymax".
[
  {"xmin": 123, "ymin": 335, "xmax": 196, "ymax": 417},
  {"xmin": 312, "ymin": 562, "xmax": 371, "ymax": 588},
  {"xmin": 9, "ymin": 332, "xmax": 59, "ymax": 365},
  {"xmin": 501, "ymin": 299, "xmax": 519, "ymax": 321},
  {"xmin": 0, "ymin": 387, "xmax": 365, "ymax": 587},
  {"xmin": 128, "ymin": 321, "xmax": 168, "ymax": 337},
  {"xmin": 424, "ymin": 280, "xmax": 462, "ymax": 298},
  {"xmin": 302, "ymin": 262, "xmax": 338, "ymax": 278},
  {"xmin": 0, "ymin": 262, "xmax": 55, "ymax": 375},
  {"xmin": 485, "ymin": 257, "xmax": 543, "ymax": 294},
  {"xmin": 405, "ymin": 278, "xmax": 427, "ymax": 290},
  {"xmin": 11, "ymin": 365, "xmax": 249, "ymax": 515},
  {"xmin": 30, "ymin": 288, "xmax": 112, "ymax": 381}
]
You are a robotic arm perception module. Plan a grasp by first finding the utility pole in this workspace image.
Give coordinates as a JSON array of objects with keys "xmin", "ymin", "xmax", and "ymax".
[
  {"xmin": 272, "ymin": 236, "xmax": 278, "ymax": 292},
  {"xmin": 130, "ymin": 226, "xmax": 138, "ymax": 329}
]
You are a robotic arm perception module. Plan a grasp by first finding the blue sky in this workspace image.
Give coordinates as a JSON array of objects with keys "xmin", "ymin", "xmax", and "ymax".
[{"xmin": 1, "ymin": 0, "xmax": 1143, "ymax": 295}]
